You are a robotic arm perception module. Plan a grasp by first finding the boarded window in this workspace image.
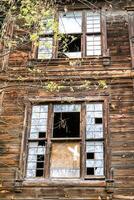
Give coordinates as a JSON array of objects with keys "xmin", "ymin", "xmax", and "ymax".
[{"xmin": 50, "ymin": 142, "xmax": 80, "ymax": 178}]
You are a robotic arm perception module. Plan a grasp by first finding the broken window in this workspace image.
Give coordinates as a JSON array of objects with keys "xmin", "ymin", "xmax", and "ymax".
[
  {"xmin": 35, "ymin": 9, "xmax": 105, "ymax": 59},
  {"xmin": 53, "ymin": 104, "xmax": 80, "ymax": 138},
  {"xmin": 58, "ymin": 10, "xmax": 101, "ymax": 58},
  {"xmin": 26, "ymin": 105, "xmax": 48, "ymax": 178},
  {"xmin": 26, "ymin": 102, "xmax": 105, "ymax": 179},
  {"xmin": 58, "ymin": 11, "xmax": 82, "ymax": 58},
  {"xmin": 85, "ymin": 103, "xmax": 104, "ymax": 177},
  {"xmin": 58, "ymin": 34, "xmax": 81, "ymax": 58}
]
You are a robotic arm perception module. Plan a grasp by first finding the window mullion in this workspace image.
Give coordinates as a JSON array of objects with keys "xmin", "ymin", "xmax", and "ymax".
[
  {"xmin": 80, "ymin": 103, "xmax": 86, "ymax": 179},
  {"xmin": 45, "ymin": 104, "xmax": 53, "ymax": 178},
  {"xmin": 82, "ymin": 10, "xmax": 86, "ymax": 57},
  {"xmin": 101, "ymin": 8, "xmax": 109, "ymax": 57}
]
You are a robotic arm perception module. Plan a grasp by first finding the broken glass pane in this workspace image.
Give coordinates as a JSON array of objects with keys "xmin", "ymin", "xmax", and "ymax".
[
  {"xmin": 30, "ymin": 105, "xmax": 48, "ymax": 139},
  {"xmin": 86, "ymin": 104, "xmax": 103, "ymax": 139},
  {"xmin": 26, "ymin": 141, "xmax": 46, "ymax": 178},
  {"xmin": 53, "ymin": 112, "xmax": 80, "ymax": 138},
  {"xmin": 95, "ymin": 167, "xmax": 104, "ymax": 176},
  {"xmin": 86, "ymin": 141, "xmax": 104, "ymax": 176}
]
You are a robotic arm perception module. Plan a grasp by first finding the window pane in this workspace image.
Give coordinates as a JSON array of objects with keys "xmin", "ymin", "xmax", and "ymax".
[
  {"xmin": 86, "ymin": 141, "xmax": 104, "ymax": 176},
  {"xmin": 53, "ymin": 112, "xmax": 80, "ymax": 138},
  {"xmin": 63, "ymin": 52, "xmax": 81, "ymax": 58},
  {"xmin": 59, "ymin": 11, "xmax": 82, "ymax": 33},
  {"xmin": 41, "ymin": 18, "xmax": 54, "ymax": 34},
  {"xmin": 26, "ymin": 142, "xmax": 46, "ymax": 178},
  {"xmin": 54, "ymin": 104, "xmax": 81, "ymax": 112},
  {"xmin": 86, "ymin": 103, "xmax": 103, "ymax": 139},
  {"xmin": 50, "ymin": 142, "xmax": 80, "ymax": 178},
  {"xmin": 86, "ymin": 11, "xmax": 100, "ymax": 33},
  {"xmin": 30, "ymin": 105, "xmax": 48, "ymax": 139},
  {"xmin": 53, "ymin": 104, "xmax": 81, "ymax": 138},
  {"xmin": 58, "ymin": 34, "xmax": 81, "ymax": 58},
  {"xmin": 38, "ymin": 37, "xmax": 53, "ymax": 59},
  {"xmin": 86, "ymin": 35, "xmax": 101, "ymax": 56}
]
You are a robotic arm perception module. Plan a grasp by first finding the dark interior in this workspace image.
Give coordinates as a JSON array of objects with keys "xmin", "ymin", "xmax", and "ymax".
[
  {"xmin": 36, "ymin": 155, "xmax": 44, "ymax": 177},
  {"xmin": 95, "ymin": 118, "xmax": 102, "ymax": 124},
  {"xmin": 53, "ymin": 112, "xmax": 80, "ymax": 138},
  {"xmin": 87, "ymin": 167, "xmax": 94, "ymax": 175},
  {"xmin": 58, "ymin": 34, "xmax": 81, "ymax": 57},
  {"xmin": 87, "ymin": 152, "xmax": 94, "ymax": 159}
]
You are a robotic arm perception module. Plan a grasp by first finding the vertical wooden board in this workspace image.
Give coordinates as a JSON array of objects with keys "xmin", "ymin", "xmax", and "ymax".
[{"xmin": 128, "ymin": 11, "xmax": 134, "ymax": 68}]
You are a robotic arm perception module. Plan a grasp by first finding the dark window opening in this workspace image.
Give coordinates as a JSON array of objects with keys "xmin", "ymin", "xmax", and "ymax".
[
  {"xmin": 39, "ymin": 132, "xmax": 46, "ymax": 138},
  {"xmin": 38, "ymin": 140, "xmax": 45, "ymax": 146},
  {"xmin": 36, "ymin": 155, "xmax": 44, "ymax": 177},
  {"xmin": 37, "ymin": 155, "xmax": 44, "ymax": 162},
  {"xmin": 36, "ymin": 169, "xmax": 44, "ymax": 177},
  {"xmin": 37, "ymin": 161, "xmax": 44, "ymax": 169},
  {"xmin": 87, "ymin": 167, "xmax": 94, "ymax": 175},
  {"xmin": 87, "ymin": 152, "xmax": 94, "ymax": 159},
  {"xmin": 95, "ymin": 118, "xmax": 102, "ymax": 124},
  {"xmin": 53, "ymin": 112, "xmax": 80, "ymax": 138},
  {"xmin": 58, "ymin": 34, "xmax": 81, "ymax": 57}
]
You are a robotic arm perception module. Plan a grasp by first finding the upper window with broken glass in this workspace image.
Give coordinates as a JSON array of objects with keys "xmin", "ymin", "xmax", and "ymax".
[{"xmin": 37, "ymin": 10, "xmax": 102, "ymax": 59}]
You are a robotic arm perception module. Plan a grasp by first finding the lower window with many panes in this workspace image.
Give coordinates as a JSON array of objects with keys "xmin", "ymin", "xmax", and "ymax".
[{"xmin": 26, "ymin": 102, "xmax": 106, "ymax": 179}]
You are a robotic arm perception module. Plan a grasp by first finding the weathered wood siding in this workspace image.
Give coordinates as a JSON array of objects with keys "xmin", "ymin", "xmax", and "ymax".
[{"xmin": 0, "ymin": 1, "xmax": 134, "ymax": 200}]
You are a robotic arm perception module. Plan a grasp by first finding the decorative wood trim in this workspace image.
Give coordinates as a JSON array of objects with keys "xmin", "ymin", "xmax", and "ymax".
[
  {"xmin": 128, "ymin": 10, "xmax": 134, "ymax": 68},
  {"xmin": 81, "ymin": 102, "xmax": 86, "ymax": 179},
  {"xmin": 23, "ymin": 179, "xmax": 107, "ymax": 187},
  {"xmin": 45, "ymin": 103, "xmax": 53, "ymax": 178},
  {"xmin": 104, "ymin": 97, "xmax": 110, "ymax": 179},
  {"xmin": 2, "ymin": 19, "xmax": 14, "ymax": 71},
  {"xmin": 28, "ymin": 96, "xmax": 109, "ymax": 103},
  {"xmin": 101, "ymin": 8, "xmax": 109, "ymax": 57},
  {"xmin": 19, "ymin": 102, "xmax": 30, "ymax": 178},
  {"xmin": 0, "ymin": 91, "xmax": 4, "ymax": 114}
]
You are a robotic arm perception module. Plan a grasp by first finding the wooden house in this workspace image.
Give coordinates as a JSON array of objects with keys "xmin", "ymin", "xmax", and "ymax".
[{"xmin": 0, "ymin": 0, "xmax": 134, "ymax": 199}]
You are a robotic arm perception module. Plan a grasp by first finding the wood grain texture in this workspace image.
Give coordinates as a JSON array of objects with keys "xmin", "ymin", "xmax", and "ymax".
[{"xmin": 0, "ymin": 1, "xmax": 134, "ymax": 200}]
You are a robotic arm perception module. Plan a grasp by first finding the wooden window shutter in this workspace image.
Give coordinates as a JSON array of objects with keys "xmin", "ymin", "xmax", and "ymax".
[
  {"xmin": 128, "ymin": 10, "xmax": 134, "ymax": 68},
  {"xmin": 101, "ymin": 8, "xmax": 109, "ymax": 57}
]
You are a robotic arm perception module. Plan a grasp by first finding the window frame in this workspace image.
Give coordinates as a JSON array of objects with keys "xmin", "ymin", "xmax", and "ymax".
[
  {"xmin": 21, "ymin": 96, "xmax": 109, "ymax": 180},
  {"xmin": 31, "ymin": 8, "xmax": 108, "ymax": 59},
  {"xmin": 127, "ymin": 8, "xmax": 134, "ymax": 69}
]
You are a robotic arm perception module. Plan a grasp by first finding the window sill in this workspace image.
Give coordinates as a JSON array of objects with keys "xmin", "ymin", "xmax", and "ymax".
[
  {"xmin": 23, "ymin": 178, "xmax": 106, "ymax": 187},
  {"xmin": 29, "ymin": 55, "xmax": 111, "ymax": 62}
]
